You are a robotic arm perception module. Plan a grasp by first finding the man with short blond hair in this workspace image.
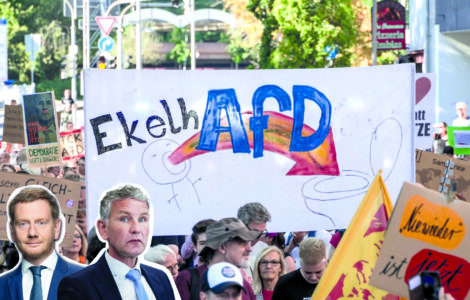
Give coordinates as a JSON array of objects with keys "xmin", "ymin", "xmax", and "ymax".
[{"xmin": 272, "ymin": 237, "xmax": 328, "ymax": 300}]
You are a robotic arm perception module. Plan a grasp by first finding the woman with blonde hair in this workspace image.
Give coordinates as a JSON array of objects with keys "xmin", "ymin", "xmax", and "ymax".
[
  {"xmin": 252, "ymin": 246, "xmax": 287, "ymax": 300},
  {"xmin": 62, "ymin": 225, "xmax": 88, "ymax": 264}
]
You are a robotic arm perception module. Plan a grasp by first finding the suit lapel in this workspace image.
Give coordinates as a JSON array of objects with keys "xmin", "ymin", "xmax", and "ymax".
[
  {"xmin": 7, "ymin": 264, "xmax": 23, "ymax": 300},
  {"xmin": 92, "ymin": 254, "xmax": 122, "ymax": 300},
  {"xmin": 142, "ymin": 264, "xmax": 174, "ymax": 300},
  {"xmin": 47, "ymin": 256, "xmax": 67, "ymax": 300}
]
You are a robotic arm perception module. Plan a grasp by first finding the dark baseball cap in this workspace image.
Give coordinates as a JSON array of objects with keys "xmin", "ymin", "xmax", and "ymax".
[
  {"xmin": 201, "ymin": 262, "xmax": 245, "ymax": 294},
  {"xmin": 202, "ymin": 218, "xmax": 260, "ymax": 251}
]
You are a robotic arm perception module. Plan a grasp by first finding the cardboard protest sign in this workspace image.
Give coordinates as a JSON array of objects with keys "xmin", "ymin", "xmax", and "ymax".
[
  {"xmin": 370, "ymin": 182, "xmax": 470, "ymax": 299},
  {"xmin": 0, "ymin": 172, "xmax": 81, "ymax": 247},
  {"xmin": 447, "ymin": 126, "xmax": 470, "ymax": 155},
  {"xmin": 22, "ymin": 92, "xmax": 61, "ymax": 168},
  {"xmin": 59, "ymin": 129, "xmax": 84, "ymax": 161},
  {"xmin": 84, "ymin": 65, "xmax": 415, "ymax": 235},
  {"xmin": 2, "ymin": 104, "xmax": 25, "ymax": 144},
  {"xmin": 415, "ymin": 149, "xmax": 470, "ymax": 199}
]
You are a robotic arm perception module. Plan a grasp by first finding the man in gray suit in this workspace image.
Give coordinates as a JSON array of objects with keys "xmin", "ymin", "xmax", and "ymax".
[{"xmin": 0, "ymin": 185, "xmax": 82, "ymax": 300}]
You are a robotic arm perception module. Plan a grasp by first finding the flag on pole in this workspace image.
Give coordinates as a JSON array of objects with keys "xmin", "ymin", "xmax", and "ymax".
[{"xmin": 311, "ymin": 171, "xmax": 400, "ymax": 300}]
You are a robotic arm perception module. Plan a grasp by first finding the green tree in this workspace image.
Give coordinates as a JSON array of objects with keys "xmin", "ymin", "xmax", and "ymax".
[
  {"xmin": 0, "ymin": 0, "xmax": 69, "ymax": 83},
  {"xmin": 248, "ymin": 0, "xmax": 358, "ymax": 68},
  {"xmin": 167, "ymin": 27, "xmax": 190, "ymax": 69},
  {"xmin": 247, "ymin": 0, "xmax": 277, "ymax": 69}
]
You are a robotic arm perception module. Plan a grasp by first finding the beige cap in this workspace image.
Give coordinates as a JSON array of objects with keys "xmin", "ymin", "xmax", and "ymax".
[
  {"xmin": 456, "ymin": 101, "xmax": 467, "ymax": 109},
  {"xmin": 202, "ymin": 218, "xmax": 260, "ymax": 251}
]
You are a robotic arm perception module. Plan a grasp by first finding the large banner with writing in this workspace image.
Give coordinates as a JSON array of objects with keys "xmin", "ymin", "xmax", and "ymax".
[
  {"xmin": 84, "ymin": 65, "xmax": 415, "ymax": 235},
  {"xmin": 370, "ymin": 182, "xmax": 470, "ymax": 299},
  {"xmin": 0, "ymin": 173, "xmax": 81, "ymax": 247}
]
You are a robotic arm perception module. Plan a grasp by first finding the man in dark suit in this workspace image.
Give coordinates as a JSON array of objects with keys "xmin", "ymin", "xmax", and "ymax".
[
  {"xmin": 0, "ymin": 185, "xmax": 83, "ymax": 300},
  {"xmin": 58, "ymin": 183, "xmax": 180, "ymax": 300}
]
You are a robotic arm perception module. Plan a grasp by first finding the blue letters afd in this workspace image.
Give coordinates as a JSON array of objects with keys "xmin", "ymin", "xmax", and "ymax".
[{"xmin": 196, "ymin": 85, "xmax": 332, "ymax": 158}]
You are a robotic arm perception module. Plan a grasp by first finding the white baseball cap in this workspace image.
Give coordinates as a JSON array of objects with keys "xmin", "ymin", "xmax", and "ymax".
[{"xmin": 201, "ymin": 262, "xmax": 245, "ymax": 294}]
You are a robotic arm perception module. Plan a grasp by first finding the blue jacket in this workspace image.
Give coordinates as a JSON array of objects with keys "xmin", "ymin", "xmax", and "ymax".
[
  {"xmin": 0, "ymin": 255, "xmax": 83, "ymax": 300},
  {"xmin": 57, "ymin": 253, "xmax": 177, "ymax": 300}
]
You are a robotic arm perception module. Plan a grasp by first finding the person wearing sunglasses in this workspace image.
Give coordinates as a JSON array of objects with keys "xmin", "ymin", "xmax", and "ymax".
[{"xmin": 252, "ymin": 246, "xmax": 286, "ymax": 300}]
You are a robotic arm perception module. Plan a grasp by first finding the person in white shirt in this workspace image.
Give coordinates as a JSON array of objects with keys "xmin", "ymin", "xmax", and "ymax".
[
  {"xmin": 452, "ymin": 101, "xmax": 470, "ymax": 127},
  {"xmin": 0, "ymin": 185, "xmax": 83, "ymax": 300},
  {"xmin": 58, "ymin": 183, "xmax": 180, "ymax": 300}
]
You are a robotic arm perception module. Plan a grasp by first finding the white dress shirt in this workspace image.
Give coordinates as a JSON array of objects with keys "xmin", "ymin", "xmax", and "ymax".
[
  {"xmin": 22, "ymin": 251, "xmax": 58, "ymax": 300},
  {"xmin": 105, "ymin": 251, "xmax": 157, "ymax": 300}
]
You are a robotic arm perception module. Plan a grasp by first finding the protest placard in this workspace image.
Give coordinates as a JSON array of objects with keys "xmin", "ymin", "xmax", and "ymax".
[
  {"xmin": 370, "ymin": 182, "xmax": 470, "ymax": 299},
  {"xmin": 415, "ymin": 149, "xmax": 470, "ymax": 199},
  {"xmin": 0, "ymin": 172, "xmax": 81, "ymax": 247},
  {"xmin": 22, "ymin": 92, "xmax": 61, "ymax": 168},
  {"xmin": 448, "ymin": 126, "xmax": 470, "ymax": 155},
  {"xmin": 2, "ymin": 104, "xmax": 25, "ymax": 144},
  {"xmin": 84, "ymin": 65, "xmax": 415, "ymax": 235},
  {"xmin": 59, "ymin": 129, "xmax": 84, "ymax": 161}
]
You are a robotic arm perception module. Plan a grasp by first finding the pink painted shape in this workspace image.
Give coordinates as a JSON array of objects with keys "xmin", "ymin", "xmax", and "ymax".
[{"xmin": 416, "ymin": 77, "xmax": 431, "ymax": 104}]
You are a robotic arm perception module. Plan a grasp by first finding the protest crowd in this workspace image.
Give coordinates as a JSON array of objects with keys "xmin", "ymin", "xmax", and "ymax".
[{"xmin": 0, "ymin": 87, "xmax": 464, "ymax": 300}]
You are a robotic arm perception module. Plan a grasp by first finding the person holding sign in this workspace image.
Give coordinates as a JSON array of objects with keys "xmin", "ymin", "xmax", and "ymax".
[
  {"xmin": 0, "ymin": 185, "xmax": 83, "ymax": 300},
  {"xmin": 57, "ymin": 183, "xmax": 179, "ymax": 300}
]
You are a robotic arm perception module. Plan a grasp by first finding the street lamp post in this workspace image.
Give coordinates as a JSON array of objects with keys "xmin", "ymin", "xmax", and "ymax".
[{"xmin": 64, "ymin": 0, "xmax": 77, "ymax": 103}]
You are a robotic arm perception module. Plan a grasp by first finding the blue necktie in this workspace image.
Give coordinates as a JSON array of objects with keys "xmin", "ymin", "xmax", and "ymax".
[
  {"xmin": 126, "ymin": 269, "xmax": 149, "ymax": 300},
  {"xmin": 30, "ymin": 266, "xmax": 46, "ymax": 300}
]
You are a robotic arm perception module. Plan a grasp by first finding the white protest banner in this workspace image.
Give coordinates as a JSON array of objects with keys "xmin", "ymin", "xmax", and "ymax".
[
  {"xmin": 415, "ymin": 73, "xmax": 436, "ymax": 150},
  {"xmin": 85, "ymin": 65, "xmax": 415, "ymax": 235}
]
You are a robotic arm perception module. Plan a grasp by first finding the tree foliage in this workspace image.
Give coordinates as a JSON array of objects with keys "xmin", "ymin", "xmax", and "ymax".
[
  {"xmin": 0, "ymin": 0, "xmax": 69, "ymax": 83},
  {"xmin": 167, "ymin": 27, "xmax": 190, "ymax": 68},
  {"xmin": 248, "ymin": 0, "xmax": 358, "ymax": 68},
  {"xmin": 224, "ymin": 0, "xmax": 263, "ymax": 68}
]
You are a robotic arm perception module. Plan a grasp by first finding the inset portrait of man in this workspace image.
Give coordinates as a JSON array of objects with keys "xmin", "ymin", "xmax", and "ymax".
[
  {"xmin": 58, "ymin": 183, "xmax": 180, "ymax": 300},
  {"xmin": 0, "ymin": 185, "xmax": 83, "ymax": 300},
  {"xmin": 23, "ymin": 92, "xmax": 58, "ymax": 145}
]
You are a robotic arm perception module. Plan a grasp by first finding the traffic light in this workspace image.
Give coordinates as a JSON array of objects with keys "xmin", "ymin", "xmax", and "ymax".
[{"xmin": 98, "ymin": 56, "xmax": 106, "ymax": 69}]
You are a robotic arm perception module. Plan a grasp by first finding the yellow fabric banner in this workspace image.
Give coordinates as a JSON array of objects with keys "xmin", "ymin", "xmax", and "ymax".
[{"xmin": 311, "ymin": 172, "xmax": 400, "ymax": 299}]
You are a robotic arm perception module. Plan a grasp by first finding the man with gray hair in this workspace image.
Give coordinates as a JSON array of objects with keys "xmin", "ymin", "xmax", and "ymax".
[
  {"xmin": 237, "ymin": 202, "xmax": 271, "ymax": 246},
  {"xmin": 272, "ymin": 237, "xmax": 328, "ymax": 300},
  {"xmin": 58, "ymin": 183, "xmax": 180, "ymax": 300},
  {"xmin": 145, "ymin": 244, "xmax": 179, "ymax": 281}
]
